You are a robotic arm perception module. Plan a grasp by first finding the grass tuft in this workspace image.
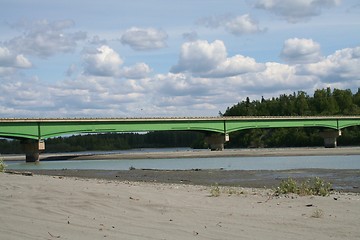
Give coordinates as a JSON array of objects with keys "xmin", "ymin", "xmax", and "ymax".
[
  {"xmin": 311, "ymin": 209, "xmax": 324, "ymax": 218},
  {"xmin": 275, "ymin": 177, "xmax": 332, "ymax": 196},
  {"xmin": 209, "ymin": 184, "xmax": 221, "ymax": 197},
  {"xmin": 0, "ymin": 157, "xmax": 6, "ymax": 172}
]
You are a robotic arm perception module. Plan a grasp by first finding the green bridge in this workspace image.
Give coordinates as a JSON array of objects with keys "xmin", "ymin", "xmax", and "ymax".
[{"xmin": 1, "ymin": 116, "xmax": 360, "ymax": 162}]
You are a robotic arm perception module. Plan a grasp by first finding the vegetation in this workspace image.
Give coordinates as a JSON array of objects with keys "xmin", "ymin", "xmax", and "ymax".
[
  {"xmin": 209, "ymin": 184, "xmax": 221, "ymax": 197},
  {"xmin": 311, "ymin": 209, "xmax": 324, "ymax": 218},
  {"xmin": 223, "ymin": 88, "xmax": 360, "ymax": 117},
  {"xmin": 275, "ymin": 177, "xmax": 332, "ymax": 196},
  {"xmin": 222, "ymin": 88, "xmax": 360, "ymax": 148},
  {"xmin": 0, "ymin": 131, "xmax": 205, "ymax": 154},
  {"xmin": 0, "ymin": 157, "xmax": 6, "ymax": 172},
  {"xmin": 209, "ymin": 184, "xmax": 245, "ymax": 197}
]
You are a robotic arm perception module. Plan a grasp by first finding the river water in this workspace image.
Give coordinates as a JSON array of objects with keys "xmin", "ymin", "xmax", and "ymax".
[{"xmin": 5, "ymin": 148, "xmax": 360, "ymax": 171}]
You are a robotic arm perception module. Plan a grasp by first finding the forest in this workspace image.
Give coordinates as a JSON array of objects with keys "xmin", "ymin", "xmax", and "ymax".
[
  {"xmin": 221, "ymin": 88, "xmax": 360, "ymax": 148},
  {"xmin": 0, "ymin": 88, "xmax": 359, "ymax": 154},
  {"xmin": 0, "ymin": 131, "xmax": 205, "ymax": 154}
]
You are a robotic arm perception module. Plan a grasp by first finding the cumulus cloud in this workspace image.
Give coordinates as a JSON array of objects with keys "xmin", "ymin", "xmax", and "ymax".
[
  {"xmin": 0, "ymin": 75, "xmax": 56, "ymax": 117},
  {"xmin": 5, "ymin": 19, "xmax": 87, "ymax": 58},
  {"xmin": 154, "ymin": 73, "xmax": 212, "ymax": 97},
  {"xmin": 255, "ymin": 0, "xmax": 342, "ymax": 23},
  {"xmin": 171, "ymin": 40, "xmax": 226, "ymax": 73},
  {"xmin": 88, "ymin": 35, "xmax": 107, "ymax": 45},
  {"xmin": 0, "ymin": 47, "xmax": 32, "ymax": 68},
  {"xmin": 122, "ymin": 63, "xmax": 152, "ymax": 79},
  {"xmin": 224, "ymin": 14, "xmax": 266, "ymax": 35},
  {"xmin": 280, "ymin": 38, "xmax": 322, "ymax": 64},
  {"xmin": 299, "ymin": 46, "xmax": 360, "ymax": 83},
  {"xmin": 81, "ymin": 45, "xmax": 152, "ymax": 78},
  {"xmin": 120, "ymin": 27, "xmax": 168, "ymax": 51},
  {"xmin": 198, "ymin": 14, "xmax": 265, "ymax": 36},
  {"xmin": 1, "ymin": 40, "xmax": 359, "ymax": 118},
  {"xmin": 48, "ymin": 74, "xmax": 147, "ymax": 117},
  {"xmin": 171, "ymin": 40, "xmax": 264, "ymax": 77},
  {"xmin": 82, "ymin": 45, "xmax": 123, "ymax": 77}
]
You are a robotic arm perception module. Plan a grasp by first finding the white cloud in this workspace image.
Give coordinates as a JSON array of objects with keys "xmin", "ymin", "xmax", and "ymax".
[
  {"xmin": 299, "ymin": 46, "xmax": 360, "ymax": 83},
  {"xmin": 122, "ymin": 63, "xmax": 152, "ymax": 79},
  {"xmin": 0, "ymin": 46, "xmax": 32, "ymax": 68},
  {"xmin": 171, "ymin": 40, "xmax": 264, "ymax": 77},
  {"xmin": 88, "ymin": 35, "xmax": 107, "ymax": 45},
  {"xmin": 0, "ymin": 76, "xmax": 56, "ymax": 117},
  {"xmin": 280, "ymin": 38, "xmax": 322, "ymax": 64},
  {"xmin": 154, "ymin": 73, "xmax": 212, "ymax": 97},
  {"xmin": 198, "ymin": 14, "xmax": 265, "ymax": 36},
  {"xmin": 5, "ymin": 19, "xmax": 87, "ymax": 57},
  {"xmin": 1, "ymin": 41, "xmax": 359, "ymax": 118},
  {"xmin": 82, "ymin": 45, "xmax": 123, "ymax": 77},
  {"xmin": 120, "ymin": 27, "xmax": 168, "ymax": 51},
  {"xmin": 224, "ymin": 14, "xmax": 266, "ymax": 35},
  {"xmin": 171, "ymin": 40, "xmax": 226, "ymax": 74},
  {"xmin": 206, "ymin": 55, "xmax": 265, "ymax": 78},
  {"xmin": 255, "ymin": 0, "xmax": 342, "ymax": 23}
]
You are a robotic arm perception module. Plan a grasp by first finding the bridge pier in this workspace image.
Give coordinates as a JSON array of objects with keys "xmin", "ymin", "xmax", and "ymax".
[
  {"xmin": 319, "ymin": 130, "xmax": 341, "ymax": 148},
  {"xmin": 22, "ymin": 140, "xmax": 45, "ymax": 162},
  {"xmin": 205, "ymin": 134, "xmax": 229, "ymax": 151}
]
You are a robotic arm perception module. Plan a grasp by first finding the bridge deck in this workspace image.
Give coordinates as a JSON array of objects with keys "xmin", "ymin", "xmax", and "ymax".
[{"xmin": 1, "ymin": 116, "xmax": 360, "ymax": 122}]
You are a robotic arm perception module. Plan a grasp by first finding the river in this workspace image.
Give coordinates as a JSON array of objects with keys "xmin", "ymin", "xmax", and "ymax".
[{"xmin": 5, "ymin": 148, "xmax": 360, "ymax": 171}]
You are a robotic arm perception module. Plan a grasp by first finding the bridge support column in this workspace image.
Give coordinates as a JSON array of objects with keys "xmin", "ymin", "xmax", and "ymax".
[
  {"xmin": 319, "ymin": 130, "xmax": 341, "ymax": 148},
  {"xmin": 22, "ymin": 140, "xmax": 45, "ymax": 162},
  {"xmin": 205, "ymin": 134, "xmax": 229, "ymax": 151}
]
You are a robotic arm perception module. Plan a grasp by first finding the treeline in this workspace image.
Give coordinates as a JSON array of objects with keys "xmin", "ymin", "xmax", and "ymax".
[
  {"xmin": 222, "ymin": 88, "xmax": 360, "ymax": 148},
  {"xmin": 44, "ymin": 131, "xmax": 205, "ymax": 153},
  {"xmin": 223, "ymin": 88, "xmax": 360, "ymax": 116},
  {"xmin": 0, "ymin": 131, "xmax": 205, "ymax": 154}
]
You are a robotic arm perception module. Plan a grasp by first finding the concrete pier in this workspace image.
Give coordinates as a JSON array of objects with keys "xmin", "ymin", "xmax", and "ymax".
[
  {"xmin": 319, "ymin": 130, "xmax": 342, "ymax": 148},
  {"xmin": 22, "ymin": 140, "xmax": 45, "ymax": 162},
  {"xmin": 205, "ymin": 134, "xmax": 229, "ymax": 151}
]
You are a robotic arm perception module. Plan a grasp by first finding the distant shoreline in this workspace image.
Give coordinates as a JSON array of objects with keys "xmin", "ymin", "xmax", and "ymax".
[{"xmin": 3, "ymin": 146, "xmax": 360, "ymax": 161}]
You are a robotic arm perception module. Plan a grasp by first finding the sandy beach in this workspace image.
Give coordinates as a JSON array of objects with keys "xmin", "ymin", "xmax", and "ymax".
[
  {"xmin": 1, "ymin": 173, "xmax": 359, "ymax": 240},
  {"xmin": 1, "ymin": 147, "xmax": 360, "ymax": 239}
]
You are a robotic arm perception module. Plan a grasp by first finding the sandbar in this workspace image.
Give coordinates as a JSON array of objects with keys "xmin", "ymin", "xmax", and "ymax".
[{"xmin": 0, "ymin": 173, "xmax": 359, "ymax": 239}]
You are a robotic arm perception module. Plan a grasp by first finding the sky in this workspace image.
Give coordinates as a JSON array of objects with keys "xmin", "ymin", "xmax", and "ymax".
[{"xmin": 0, "ymin": 0, "xmax": 359, "ymax": 118}]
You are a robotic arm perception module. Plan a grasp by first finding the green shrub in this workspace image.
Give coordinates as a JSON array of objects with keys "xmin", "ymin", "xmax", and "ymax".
[
  {"xmin": 209, "ymin": 184, "xmax": 221, "ymax": 197},
  {"xmin": 276, "ymin": 177, "xmax": 331, "ymax": 196},
  {"xmin": 0, "ymin": 157, "xmax": 6, "ymax": 172},
  {"xmin": 277, "ymin": 177, "xmax": 298, "ymax": 194},
  {"xmin": 308, "ymin": 177, "xmax": 332, "ymax": 196}
]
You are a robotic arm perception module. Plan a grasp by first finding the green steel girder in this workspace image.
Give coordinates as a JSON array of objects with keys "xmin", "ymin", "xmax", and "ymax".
[
  {"xmin": 224, "ymin": 118, "xmax": 340, "ymax": 133},
  {"xmin": 0, "ymin": 116, "xmax": 359, "ymax": 140},
  {"xmin": 0, "ymin": 122, "xmax": 40, "ymax": 140},
  {"xmin": 38, "ymin": 119, "xmax": 225, "ymax": 139}
]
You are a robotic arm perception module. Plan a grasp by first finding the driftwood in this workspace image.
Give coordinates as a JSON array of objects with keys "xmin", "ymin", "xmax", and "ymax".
[{"xmin": 48, "ymin": 232, "xmax": 60, "ymax": 238}]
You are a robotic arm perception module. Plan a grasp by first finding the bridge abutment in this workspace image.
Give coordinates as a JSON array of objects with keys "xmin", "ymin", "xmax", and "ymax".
[
  {"xmin": 205, "ymin": 134, "xmax": 229, "ymax": 151},
  {"xmin": 319, "ymin": 130, "xmax": 341, "ymax": 148},
  {"xmin": 22, "ymin": 140, "xmax": 45, "ymax": 162}
]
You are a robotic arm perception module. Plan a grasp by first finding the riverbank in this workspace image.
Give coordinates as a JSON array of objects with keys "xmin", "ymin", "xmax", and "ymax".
[
  {"xmin": 1, "ymin": 173, "xmax": 359, "ymax": 240},
  {"xmin": 30, "ymin": 168, "xmax": 360, "ymax": 193},
  {"xmin": 3, "ymin": 146, "xmax": 360, "ymax": 161}
]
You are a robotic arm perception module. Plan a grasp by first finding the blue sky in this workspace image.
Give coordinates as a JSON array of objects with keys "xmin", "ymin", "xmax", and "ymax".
[{"xmin": 1, "ymin": 0, "xmax": 359, "ymax": 117}]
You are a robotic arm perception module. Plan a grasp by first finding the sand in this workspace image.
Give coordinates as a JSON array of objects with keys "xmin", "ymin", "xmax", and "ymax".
[
  {"xmin": 31, "ymin": 168, "xmax": 360, "ymax": 193},
  {"xmin": 1, "ymin": 173, "xmax": 359, "ymax": 240}
]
